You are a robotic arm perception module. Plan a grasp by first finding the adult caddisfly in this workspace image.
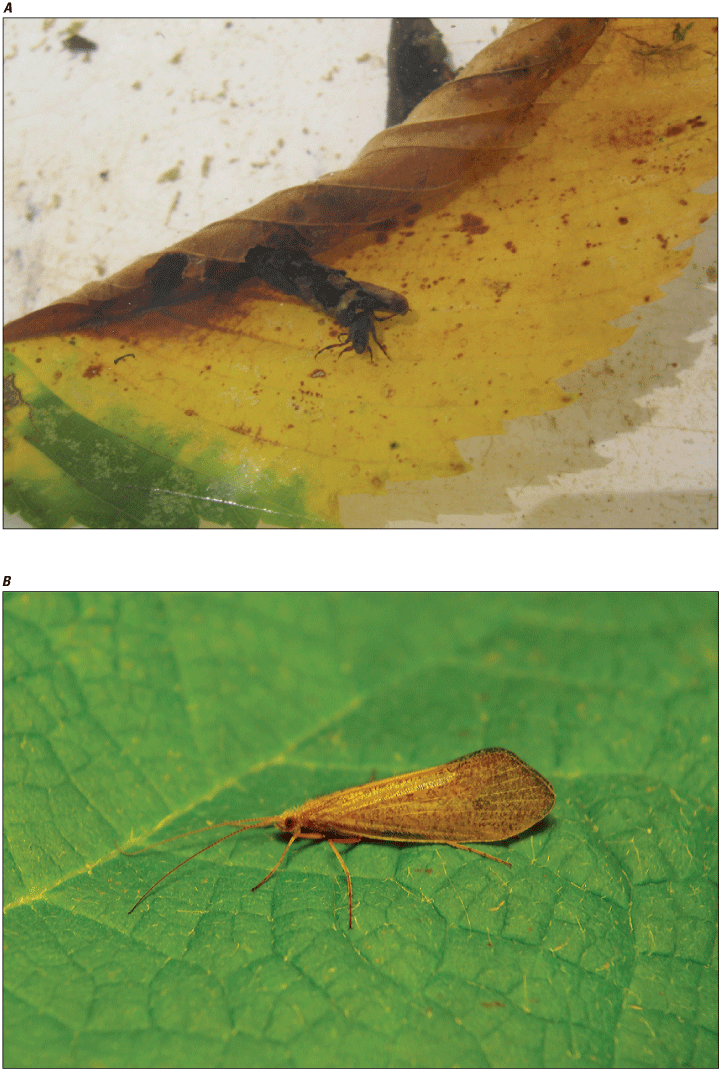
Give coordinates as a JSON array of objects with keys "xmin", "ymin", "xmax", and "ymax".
[{"xmin": 125, "ymin": 748, "xmax": 554, "ymax": 928}]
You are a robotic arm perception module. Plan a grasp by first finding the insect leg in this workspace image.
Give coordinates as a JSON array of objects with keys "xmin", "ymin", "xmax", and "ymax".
[
  {"xmin": 445, "ymin": 842, "xmax": 512, "ymax": 868},
  {"xmin": 326, "ymin": 838, "xmax": 361, "ymax": 929},
  {"xmin": 369, "ymin": 329, "xmax": 388, "ymax": 361},
  {"xmin": 250, "ymin": 832, "xmax": 301, "ymax": 893},
  {"xmin": 314, "ymin": 337, "xmax": 353, "ymax": 360}
]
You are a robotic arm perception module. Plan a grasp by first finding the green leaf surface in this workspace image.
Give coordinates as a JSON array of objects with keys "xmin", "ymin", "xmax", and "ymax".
[
  {"xmin": 3, "ymin": 348, "xmax": 328, "ymax": 529},
  {"xmin": 4, "ymin": 593, "xmax": 717, "ymax": 1068}
]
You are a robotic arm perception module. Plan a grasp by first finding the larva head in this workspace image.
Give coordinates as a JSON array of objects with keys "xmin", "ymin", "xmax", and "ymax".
[{"xmin": 331, "ymin": 282, "xmax": 408, "ymax": 358}]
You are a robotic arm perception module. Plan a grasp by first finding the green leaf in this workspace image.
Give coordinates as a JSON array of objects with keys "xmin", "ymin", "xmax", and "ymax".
[
  {"xmin": 3, "ymin": 348, "xmax": 331, "ymax": 529},
  {"xmin": 4, "ymin": 593, "xmax": 717, "ymax": 1068}
]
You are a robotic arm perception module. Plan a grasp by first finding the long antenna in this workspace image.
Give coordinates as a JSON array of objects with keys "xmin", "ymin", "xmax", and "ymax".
[
  {"xmin": 120, "ymin": 818, "xmax": 272, "ymax": 855},
  {"xmin": 125, "ymin": 816, "xmax": 279, "ymax": 914}
]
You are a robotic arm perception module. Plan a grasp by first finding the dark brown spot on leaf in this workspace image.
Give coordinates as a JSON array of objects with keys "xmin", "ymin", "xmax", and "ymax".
[{"xmin": 458, "ymin": 213, "xmax": 489, "ymax": 235}]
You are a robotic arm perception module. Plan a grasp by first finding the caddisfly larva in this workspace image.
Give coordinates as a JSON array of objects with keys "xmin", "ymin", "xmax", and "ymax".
[{"xmin": 243, "ymin": 246, "xmax": 408, "ymax": 361}]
